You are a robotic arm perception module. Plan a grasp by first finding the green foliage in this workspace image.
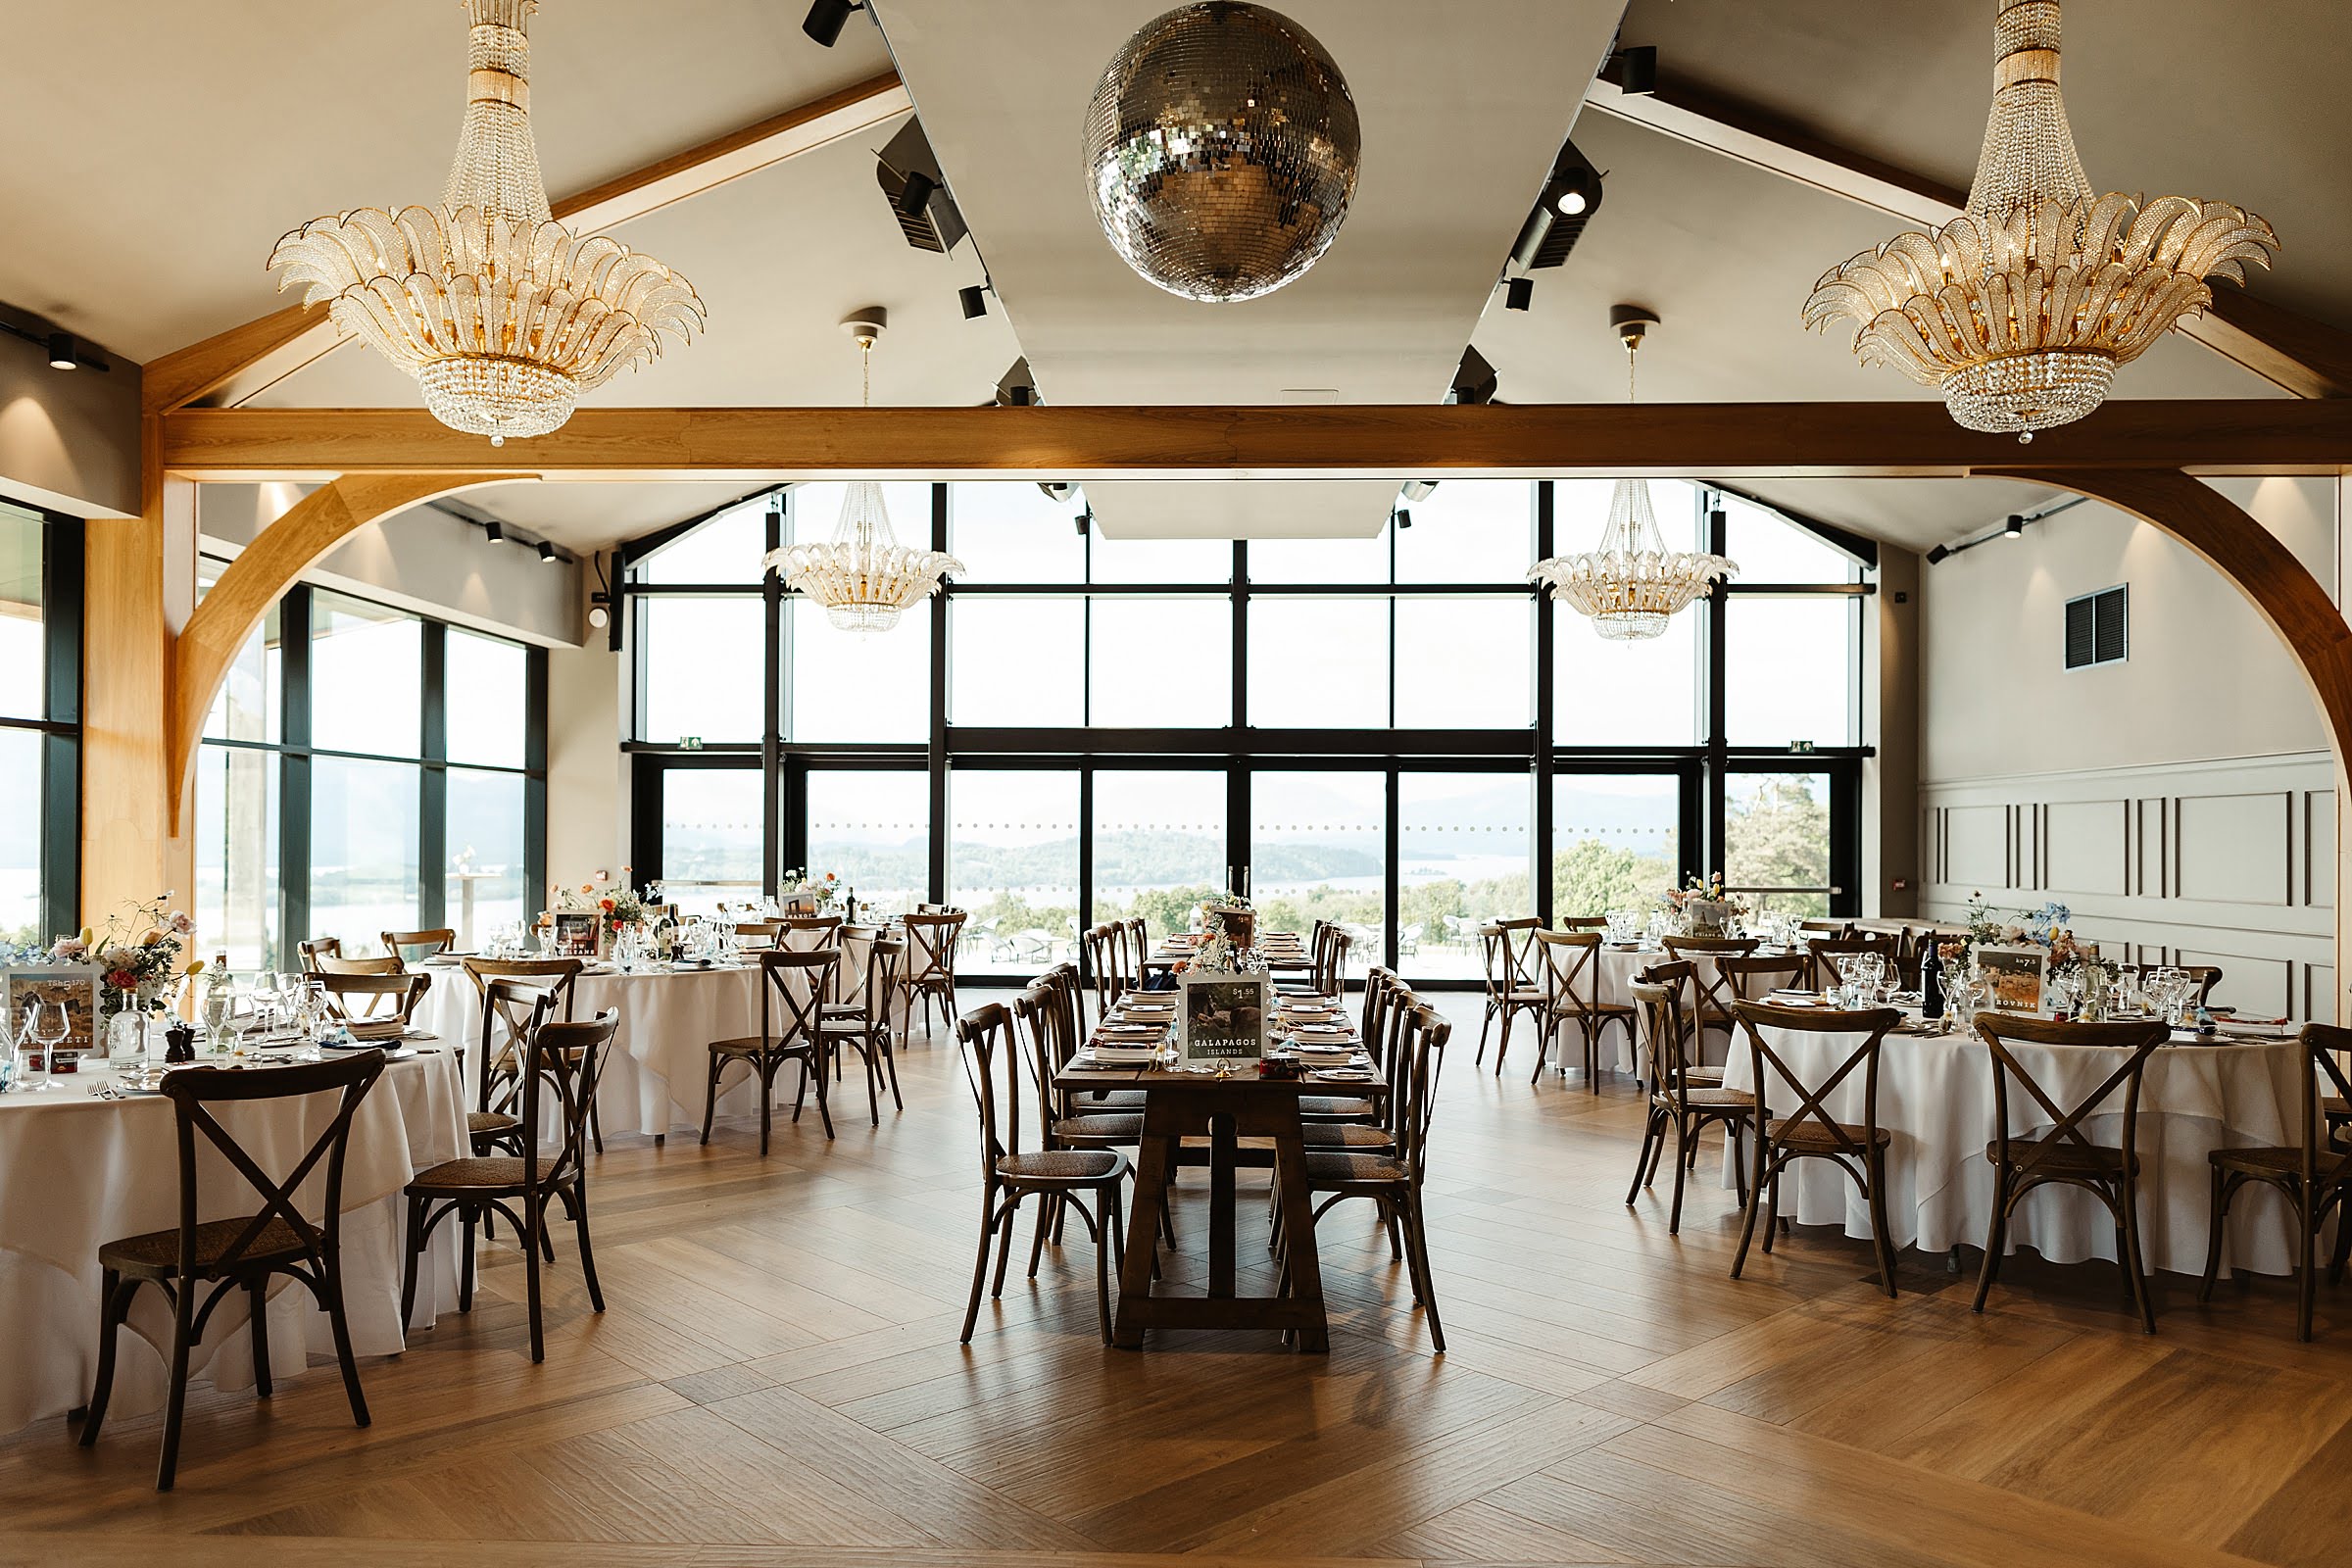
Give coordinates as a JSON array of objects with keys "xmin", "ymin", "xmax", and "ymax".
[{"xmin": 1723, "ymin": 775, "xmax": 1831, "ymax": 917}]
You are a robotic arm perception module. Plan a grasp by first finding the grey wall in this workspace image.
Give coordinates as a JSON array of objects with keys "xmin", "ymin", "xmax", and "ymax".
[
  {"xmin": 0, "ymin": 305, "xmax": 138, "ymax": 519},
  {"xmin": 1918, "ymin": 476, "xmax": 2343, "ymax": 1018},
  {"xmin": 200, "ymin": 483, "xmax": 582, "ymax": 648}
]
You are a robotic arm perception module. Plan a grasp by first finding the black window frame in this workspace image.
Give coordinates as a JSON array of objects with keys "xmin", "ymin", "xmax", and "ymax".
[{"xmin": 0, "ymin": 503, "xmax": 82, "ymax": 948}]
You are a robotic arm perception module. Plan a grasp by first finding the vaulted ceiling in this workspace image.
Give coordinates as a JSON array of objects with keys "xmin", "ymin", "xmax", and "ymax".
[{"xmin": 4, "ymin": 0, "xmax": 2341, "ymax": 554}]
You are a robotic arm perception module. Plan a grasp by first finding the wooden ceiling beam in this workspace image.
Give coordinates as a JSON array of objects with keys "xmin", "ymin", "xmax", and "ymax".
[
  {"xmin": 1583, "ymin": 75, "xmax": 2352, "ymax": 400},
  {"xmin": 156, "ymin": 400, "xmax": 2352, "ymax": 482},
  {"xmin": 139, "ymin": 72, "xmax": 911, "ymax": 416}
]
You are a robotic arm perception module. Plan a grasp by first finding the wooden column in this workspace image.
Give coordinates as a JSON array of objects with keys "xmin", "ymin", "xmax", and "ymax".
[{"xmin": 81, "ymin": 416, "xmax": 196, "ymax": 924}]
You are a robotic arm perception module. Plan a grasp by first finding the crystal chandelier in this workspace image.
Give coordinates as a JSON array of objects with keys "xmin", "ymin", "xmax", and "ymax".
[
  {"xmin": 1802, "ymin": 0, "xmax": 2278, "ymax": 440},
  {"xmin": 762, "ymin": 314, "xmax": 964, "ymax": 633},
  {"xmin": 1528, "ymin": 312, "xmax": 1736, "ymax": 642},
  {"xmin": 268, "ymin": 0, "xmax": 704, "ymax": 445},
  {"xmin": 1083, "ymin": 2, "xmax": 1360, "ymax": 303}
]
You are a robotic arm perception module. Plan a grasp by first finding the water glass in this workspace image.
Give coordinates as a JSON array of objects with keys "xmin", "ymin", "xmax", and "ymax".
[{"xmin": 26, "ymin": 1002, "xmax": 67, "ymax": 1092}]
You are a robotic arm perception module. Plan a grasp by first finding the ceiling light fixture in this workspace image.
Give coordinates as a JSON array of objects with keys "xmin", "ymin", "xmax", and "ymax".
[
  {"xmin": 1612, "ymin": 44, "xmax": 1658, "ymax": 96},
  {"xmin": 958, "ymin": 284, "xmax": 989, "ymax": 319},
  {"xmin": 1394, "ymin": 509, "xmax": 1413, "ymax": 530},
  {"xmin": 2004, "ymin": 514, "xmax": 2026, "ymax": 539},
  {"xmin": 1083, "ymin": 2, "xmax": 1360, "ymax": 303},
  {"xmin": 1802, "ymin": 0, "xmax": 2278, "ymax": 441},
  {"xmin": 46, "ymin": 333, "xmax": 76, "ymax": 370},
  {"xmin": 1527, "ymin": 309, "xmax": 1738, "ymax": 641},
  {"xmin": 803, "ymin": 0, "xmax": 864, "ymax": 47},
  {"xmin": 1553, "ymin": 167, "xmax": 1597, "ymax": 216},
  {"xmin": 483, "ymin": 521, "xmax": 506, "ymax": 545},
  {"xmin": 1503, "ymin": 277, "xmax": 1535, "ymax": 312},
  {"xmin": 269, "ymin": 0, "xmax": 704, "ymax": 445},
  {"xmin": 0, "ymin": 319, "xmax": 105, "ymax": 372},
  {"xmin": 763, "ymin": 312, "xmax": 964, "ymax": 633},
  {"xmin": 537, "ymin": 539, "xmax": 559, "ymax": 563}
]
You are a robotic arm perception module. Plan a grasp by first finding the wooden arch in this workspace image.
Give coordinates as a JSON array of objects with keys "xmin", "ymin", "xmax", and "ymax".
[{"xmin": 166, "ymin": 472, "xmax": 518, "ymax": 829}]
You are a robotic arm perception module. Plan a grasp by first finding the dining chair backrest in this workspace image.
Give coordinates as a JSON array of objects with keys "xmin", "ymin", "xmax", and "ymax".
[
  {"xmin": 956, "ymin": 1002, "xmax": 1029, "ymax": 1175},
  {"xmin": 1357, "ymin": 965, "xmax": 1398, "ymax": 1067},
  {"xmin": 1630, "ymin": 978, "xmax": 1697, "ymax": 1109},
  {"xmin": 734, "ymin": 919, "xmax": 785, "ymax": 948},
  {"xmin": 1393, "ymin": 1004, "xmax": 1451, "ymax": 1189},
  {"xmin": 1731, "ymin": 1000, "xmax": 1903, "ymax": 1164},
  {"xmin": 1662, "ymin": 936, "xmax": 1761, "ymax": 1037},
  {"xmin": 1082, "ymin": 923, "xmax": 1123, "ymax": 1018},
  {"xmin": 831, "ymin": 924, "xmax": 889, "ymax": 1008},
  {"xmin": 1720, "ymin": 954, "xmax": 1808, "ymax": 1009},
  {"xmin": 2296, "ymin": 1023, "xmax": 2352, "ymax": 1191},
  {"xmin": 757, "ymin": 948, "xmax": 836, "ymax": 1054},
  {"xmin": 782, "ymin": 914, "xmax": 843, "ymax": 951},
  {"xmin": 1010, "ymin": 980, "xmax": 1079, "ymax": 1136},
  {"xmin": 315, "ymin": 953, "xmax": 405, "ymax": 976},
  {"xmin": 904, "ymin": 911, "xmax": 964, "ymax": 984},
  {"xmin": 381, "ymin": 928, "xmax": 456, "ymax": 965},
  {"xmin": 1636, "ymin": 957, "xmax": 1695, "ymax": 1031},
  {"xmin": 1971, "ymin": 1013, "xmax": 2171, "ymax": 1186},
  {"xmin": 523, "ymin": 1008, "xmax": 620, "ymax": 1193},
  {"xmin": 1477, "ymin": 917, "xmax": 1541, "ymax": 1000},
  {"xmin": 297, "ymin": 937, "xmax": 342, "ymax": 972},
  {"xmin": 1556, "ymin": 915, "xmax": 1607, "ymax": 932},
  {"xmin": 1806, "ymin": 935, "xmax": 1898, "ymax": 990},
  {"xmin": 1797, "ymin": 919, "xmax": 1854, "ymax": 938},
  {"xmin": 854, "ymin": 937, "xmax": 904, "ymax": 1031},
  {"xmin": 473, "ymin": 976, "xmax": 557, "ymax": 1126},
  {"xmin": 159, "ymin": 1049, "xmax": 387, "ymax": 1281},
  {"xmin": 316, "ymin": 970, "xmax": 431, "ymax": 1025},
  {"xmin": 1531, "ymin": 929, "xmax": 1605, "ymax": 1018},
  {"xmin": 464, "ymin": 957, "xmax": 582, "ymax": 1020},
  {"xmin": 1313, "ymin": 927, "xmax": 1351, "ymax": 996},
  {"xmin": 1122, "ymin": 918, "xmax": 1149, "ymax": 984}
]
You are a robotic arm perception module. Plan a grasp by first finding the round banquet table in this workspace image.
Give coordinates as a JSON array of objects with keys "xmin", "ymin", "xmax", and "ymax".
[
  {"xmin": 0, "ymin": 1047, "xmax": 468, "ymax": 1438},
  {"xmin": 1717, "ymin": 1019, "xmax": 2320, "ymax": 1278},
  {"xmin": 417, "ymin": 935, "xmax": 914, "ymax": 1141}
]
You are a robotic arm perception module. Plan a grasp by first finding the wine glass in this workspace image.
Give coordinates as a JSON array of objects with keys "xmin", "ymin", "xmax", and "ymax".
[{"xmin": 26, "ymin": 1002, "xmax": 68, "ymax": 1092}]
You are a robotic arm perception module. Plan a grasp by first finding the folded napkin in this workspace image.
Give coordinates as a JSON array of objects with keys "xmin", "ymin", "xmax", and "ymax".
[{"xmin": 343, "ymin": 1016, "xmax": 409, "ymax": 1042}]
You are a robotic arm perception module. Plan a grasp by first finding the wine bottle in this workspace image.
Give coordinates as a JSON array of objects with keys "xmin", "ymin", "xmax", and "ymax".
[{"xmin": 1921, "ymin": 942, "xmax": 1944, "ymax": 1020}]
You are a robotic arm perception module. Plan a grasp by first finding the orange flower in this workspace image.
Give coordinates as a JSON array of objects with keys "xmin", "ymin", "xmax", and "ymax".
[{"xmin": 599, "ymin": 898, "xmax": 615, "ymax": 912}]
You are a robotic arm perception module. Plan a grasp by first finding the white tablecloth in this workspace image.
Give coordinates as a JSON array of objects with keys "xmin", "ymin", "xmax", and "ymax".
[
  {"xmin": 0, "ymin": 1048, "xmax": 467, "ymax": 1437},
  {"xmin": 1719, "ymin": 1021, "xmax": 2318, "ymax": 1277},
  {"xmin": 418, "ymin": 940, "xmax": 913, "ymax": 1139}
]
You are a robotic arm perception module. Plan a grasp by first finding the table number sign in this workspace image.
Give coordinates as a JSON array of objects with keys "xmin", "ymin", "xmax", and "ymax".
[
  {"xmin": 1974, "ymin": 945, "xmax": 2048, "ymax": 1014},
  {"xmin": 1, "ymin": 965, "xmax": 99, "ymax": 1059},
  {"xmin": 1178, "ymin": 972, "xmax": 1270, "ymax": 1066},
  {"xmin": 550, "ymin": 910, "xmax": 600, "ymax": 958}
]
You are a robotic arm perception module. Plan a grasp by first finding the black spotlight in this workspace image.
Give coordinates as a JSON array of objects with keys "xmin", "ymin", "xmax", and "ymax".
[
  {"xmin": 537, "ymin": 539, "xmax": 559, "ymax": 564},
  {"xmin": 2004, "ymin": 514, "xmax": 2026, "ymax": 540},
  {"xmin": 1008, "ymin": 383, "xmax": 1035, "ymax": 407},
  {"xmin": 1395, "ymin": 509, "xmax": 1413, "ymax": 530},
  {"xmin": 1075, "ymin": 508, "xmax": 1093, "ymax": 537},
  {"xmin": 1503, "ymin": 276, "xmax": 1534, "ymax": 312},
  {"xmin": 1553, "ymin": 165, "xmax": 1598, "ymax": 218},
  {"xmin": 958, "ymin": 284, "xmax": 988, "ymax": 319},
  {"xmin": 803, "ymin": 0, "xmax": 862, "ymax": 47},
  {"xmin": 1925, "ymin": 543, "xmax": 1952, "ymax": 564},
  {"xmin": 1614, "ymin": 44, "xmax": 1658, "ymax": 95},
  {"xmin": 894, "ymin": 169, "xmax": 937, "ymax": 221},
  {"xmin": 483, "ymin": 521, "xmax": 506, "ymax": 545},
  {"xmin": 45, "ymin": 333, "xmax": 74, "ymax": 370}
]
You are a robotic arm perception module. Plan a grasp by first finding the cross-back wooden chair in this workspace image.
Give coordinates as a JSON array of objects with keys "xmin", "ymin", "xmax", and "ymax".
[
  {"xmin": 1627, "ymin": 978, "xmax": 1755, "ymax": 1233},
  {"xmin": 80, "ymin": 1050, "xmax": 388, "ymax": 1490},
  {"xmin": 1661, "ymin": 936, "xmax": 1761, "ymax": 1058},
  {"xmin": 381, "ymin": 927, "xmax": 456, "ymax": 965},
  {"xmin": 703, "ymin": 947, "xmax": 836, "ymax": 1151},
  {"xmin": 818, "ymin": 936, "xmax": 905, "ymax": 1126},
  {"xmin": 733, "ymin": 919, "xmax": 784, "ymax": 949},
  {"xmin": 900, "ymin": 910, "xmax": 965, "ymax": 1039},
  {"xmin": 1796, "ymin": 918, "xmax": 1853, "ymax": 939},
  {"xmin": 1806, "ymin": 934, "xmax": 1899, "ymax": 991},
  {"xmin": 315, "ymin": 953, "xmax": 404, "ymax": 976},
  {"xmin": 1083, "ymin": 923, "xmax": 1125, "ymax": 1024},
  {"xmin": 1555, "ymin": 915, "xmax": 1608, "ymax": 931},
  {"xmin": 402, "ymin": 997, "xmax": 619, "ymax": 1362},
  {"xmin": 463, "ymin": 956, "xmax": 585, "ymax": 1155},
  {"xmin": 1121, "ymin": 917, "xmax": 1150, "ymax": 983},
  {"xmin": 956, "ymin": 1002, "xmax": 1129, "ymax": 1345},
  {"xmin": 1972, "ymin": 1013, "xmax": 2172, "ymax": 1333},
  {"xmin": 315, "ymin": 970, "xmax": 431, "ymax": 1035},
  {"xmin": 1719, "ymin": 953, "xmax": 1808, "ymax": 1011},
  {"xmin": 1294, "ymin": 1002, "xmax": 1450, "ymax": 1353},
  {"xmin": 2201, "ymin": 1022, "xmax": 2352, "ymax": 1340},
  {"xmin": 1312, "ymin": 926, "xmax": 1352, "ymax": 997},
  {"xmin": 296, "ymin": 937, "xmax": 342, "ymax": 972},
  {"xmin": 1476, "ymin": 917, "xmax": 1546, "ymax": 1070},
  {"xmin": 1014, "ymin": 974, "xmax": 1173, "ymax": 1263},
  {"xmin": 1531, "ymin": 929, "xmax": 1637, "ymax": 1091},
  {"xmin": 1729, "ymin": 999, "xmax": 1904, "ymax": 1297},
  {"xmin": 1297, "ymin": 967, "xmax": 1408, "ymax": 1156}
]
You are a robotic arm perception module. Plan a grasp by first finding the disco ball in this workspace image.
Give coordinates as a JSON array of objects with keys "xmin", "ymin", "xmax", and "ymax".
[{"xmin": 1083, "ymin": 2, "xmax": 1360, "ymax": 304}]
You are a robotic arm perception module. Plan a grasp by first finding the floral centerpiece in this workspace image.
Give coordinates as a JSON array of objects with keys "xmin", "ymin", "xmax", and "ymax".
[
  {"xmin": 552, "ymin": 870, "xmax": 657, "ymax": 943},
  {"xmin": 1662, "ymin": 873, "xmax": 1746, "ymax": 937},
  {"xmin": 1936, "ymin": 895, "xmax": 2114, "ymax": 1016},
  {"xmin": 1200, "ymin": 886, "xmax": 1255, "ymax": 950},
  {"xmin": 780, "ymin": 868, "xmax": 843, "ymax": 909},
  {"xmin": 52, "ymin": 895, "xmax": 204, "ymax": 1059}
]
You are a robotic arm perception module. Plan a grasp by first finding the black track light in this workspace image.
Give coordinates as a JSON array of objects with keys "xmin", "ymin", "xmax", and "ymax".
[
  {"xmin": 45, "ymin": 333, "xmax": 75, "ymax": 370},
  {"xmin": 483, "ymin": 521, "xmax": 505, "ymax": 545},
  {"xmin": 1503, "ymin": 276, "xmax": 1534, "ymax": 312},
  {"xmin": 803, "ymin": 0, "xmax": 862, "ymax": 47},
  {"xmin": 2004, "ymin": 514, "xmax": 2026, "ymax": 540},
  {"xmin": 894, "ymin": 170, "xmax": 936, "ymax": 220},
  {"xmin": 1395, "ymin": 509, "xmax": 1413, "ymax": 530},
  {"xmin": 1075, "ymin": 508, "xmax": 1092, "ymax": 537},
  {"xmin": 1925, "ymin": 544, "xmax": 1952, "ymax": 565},
  {"xmin": 1008, "ymin": 383, "xmax": 1035, "ymax": 407},
  {"xmin": 958, "ymin": 284, "xmax": 988, "ymax": 319},
  {"xmin": 537, "ymin": 539, "xmax": 558, "ymax": 564},
  {"xmin": 1615, "ymin": 44, "xmax": 1658, "ymax": 95},
  {"xmin": 1553, "ymin": 166, "xmax": 1597, "ymax": 218}
]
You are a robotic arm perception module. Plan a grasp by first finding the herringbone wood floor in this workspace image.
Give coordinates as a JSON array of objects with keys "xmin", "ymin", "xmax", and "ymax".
[{"xmin": 4, "ymin": 992, "xmax": 2350, "ymax": 1567}]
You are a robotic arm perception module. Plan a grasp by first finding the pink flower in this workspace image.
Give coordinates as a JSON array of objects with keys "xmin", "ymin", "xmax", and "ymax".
[
  {"xmin": 49, "ymin": 936, "xmax": 87, "ymax": 961},
  {"xmin": 169, "ymin": 910, "xmax": 194, "ymax": 935}
]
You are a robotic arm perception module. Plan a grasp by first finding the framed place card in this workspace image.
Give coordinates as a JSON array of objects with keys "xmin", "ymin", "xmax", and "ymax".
[
  {"xmin": 1975, "ymin": 944, "xmax": 2048, "ymax": 1014},
  {"xmin": 2, "ymin": 965, "xmax": 100, "ymax": 1057},
  {"xmin": 551, "ymin": 910, "xmax": 600, "ymax": 958},
  {"xmin": 1178, "ymin": 972, "xmax": 1270, "ymax": 1065}
]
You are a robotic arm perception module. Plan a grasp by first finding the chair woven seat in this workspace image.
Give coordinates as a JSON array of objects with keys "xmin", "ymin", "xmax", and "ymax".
[
  {"xmin": 1656, "ymin": 1086, "xmax": 1756, "ymax": 1111},
  {"xmin": 997, "ymin": 1150, "xmax": 1126, "ymax": 1184},
  {"xmin": 466, "ymin": 1109, "xmax": 519, "ymax": 1137},
  {"xmin": 1303, "ymin": 1151, "xmax": 1409, "ymax": 1184},
  {"xmin": 1057, "ymin": 1113, "xmax": 1144, "ymax": 1142},
  {"xmin": 406, "ymin": 1154, "xmax": 557, "ymax": 1194},
  {"xmin": 708, "ymin": 1035, "xmax": 771, "ymax": 1056},
  {"xmin": 1298, "ymin": 1095, "xmax": 1376, "ymax": 1118},
  {"xmin": 1771, "ymin": 1117, "xmax": 1891, "ymax": 1152},
  {"xmin": 100, "ymin": 1216, "xmax": 307, "ymax": 1277},
  {"xmin": 1301, "ymin": 1121, "xmax": 1393, "ymax": 1150},
  {"xmin": 2209, "ymin": 1143, "xmax": 2304, "ymax": 1176},
  {"xmin": 1983, "ymin": 1136, "xmax": 2133, "ymax": 1176}
]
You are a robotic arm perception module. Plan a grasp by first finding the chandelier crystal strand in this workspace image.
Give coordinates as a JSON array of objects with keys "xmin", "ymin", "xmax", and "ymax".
[
  {"xmin": 1801, "ymin": 0, "xmax": 2278, "ymax": 440},
  {"xmin": 762, "ymin": 333, "xmax": 965, "ymax": 634},
  {"xmin": 1527, "ymin": 325, "xmax": 1736, "ymax": 642},
  {"xmin": 268, "ymin": 0, "xmax": 704, "ymax": 445}
]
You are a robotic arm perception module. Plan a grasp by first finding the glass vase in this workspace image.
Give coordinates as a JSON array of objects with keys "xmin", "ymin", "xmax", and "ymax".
[{"xmin": 105, "ymin": 1006, "xmax": 150, "ymax": 1066}]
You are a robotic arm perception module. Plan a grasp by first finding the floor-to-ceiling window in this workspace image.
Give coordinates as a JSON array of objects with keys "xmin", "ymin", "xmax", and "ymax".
[
  {"xmin": 621, "ymin": 479, "xmax": 1870, "ymax": 984},
  {"xmin": 191, "ymin": 562, "xmax": 547, "ymax": 968},
  {"xmin": 0, "ymin": 503, "xmax": 79, "ymax": 952}
]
